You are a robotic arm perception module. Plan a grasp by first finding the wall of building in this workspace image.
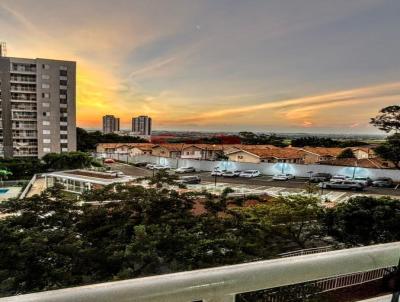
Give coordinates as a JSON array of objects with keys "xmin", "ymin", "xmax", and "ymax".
[
  {"xmin": 227, "ymin": 151, "xmax": 261, "ymax": 163},
  {"xmin": 0, "ymin": 57, "xmax": 12, "ymax": 157}
]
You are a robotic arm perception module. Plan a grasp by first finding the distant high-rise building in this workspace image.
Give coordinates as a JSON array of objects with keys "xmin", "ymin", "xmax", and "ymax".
[
  {"xmin": 132, "ymin": 115, "xmax": 152, "ymax": 136},
  {"xmin": 0, "ymin": 42, "xmax": 6, "ymax": 57},
  {"xmin": 102, "ymin": 115, "xmax": 120, "ymax": 134},
  {"xmin": 0, "ymin": 55, "xmax": 76, "ymax": 158}
]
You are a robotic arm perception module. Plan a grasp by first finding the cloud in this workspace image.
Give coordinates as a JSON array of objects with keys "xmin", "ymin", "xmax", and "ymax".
[{"xmin": 163, "ymin": 82, "xmax": 400, "ymax": 126}]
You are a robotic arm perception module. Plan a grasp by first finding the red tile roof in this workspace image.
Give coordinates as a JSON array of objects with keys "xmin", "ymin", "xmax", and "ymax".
[
  {"xmin": 318, "ymin": 158, "xmax": 395, "ymax": 169},
  {"xmin": 300, "ymin": 147, "xmax": 344, "ymax": 157},
  {"xmin": 234, "ymin": 147, "xmax": 305, "ymax": 159}
]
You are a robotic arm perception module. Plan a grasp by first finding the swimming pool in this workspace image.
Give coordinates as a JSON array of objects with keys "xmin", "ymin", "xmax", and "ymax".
[{"xmin": 0, "ymin": 188, "xmax": 9, "ymax": 194}]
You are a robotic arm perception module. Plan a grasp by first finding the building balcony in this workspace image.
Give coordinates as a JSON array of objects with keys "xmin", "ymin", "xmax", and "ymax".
[
  {"xmin": 10, "ymin": 87, "xmax": 36, "ymax": 93},
  {"xmin": 10, "ymin": 77, "xmax": 36, "ymax": 84},
  {"xmin": 10, "ymin": 66, "xmax": 36, "ymax": 74},
  {"xmin": 11, "ymin": 106, "xmax": 37, "ymax": 111},
  {"xmin": 1, "ymin": 242, "xmax": 398, "ymax": 302}
]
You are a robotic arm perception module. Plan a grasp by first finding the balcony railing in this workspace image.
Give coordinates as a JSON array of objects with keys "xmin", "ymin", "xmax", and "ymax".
[{"xmin": 0, "ymin": 242, "xmax": 399, "ymax": 302}]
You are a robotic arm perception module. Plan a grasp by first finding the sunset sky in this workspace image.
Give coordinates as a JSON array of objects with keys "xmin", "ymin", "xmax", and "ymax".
[{"xmin": 1, "ymin": 0, "xmax": 399, "ymax": 133}]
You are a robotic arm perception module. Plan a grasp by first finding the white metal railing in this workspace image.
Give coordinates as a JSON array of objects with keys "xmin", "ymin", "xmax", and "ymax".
[
  {"xmin": 0, "ymin": 242, "xmax": 399, "ymax": 302},
  {"xmin": 279, "ymin": 245, "xmax": 339, "ymax": 257},
  {"xmin": 360, "ymin": 296, "xmax": 392, "ymax": 302}
]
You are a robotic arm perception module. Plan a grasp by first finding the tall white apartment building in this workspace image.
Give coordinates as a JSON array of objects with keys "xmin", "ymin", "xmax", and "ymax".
[{"xmin": 0, "ymin": 55, "xmax": 76, "ymax": 158}]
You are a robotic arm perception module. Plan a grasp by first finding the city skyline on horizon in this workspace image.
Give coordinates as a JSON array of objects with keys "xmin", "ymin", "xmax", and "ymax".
[{"xmin": 1, "ymin": 0, "xmax": 400, "ymax": 134}]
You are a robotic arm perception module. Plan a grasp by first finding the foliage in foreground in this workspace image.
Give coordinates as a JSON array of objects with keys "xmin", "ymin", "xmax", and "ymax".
[{"xmin": 0, "ymin": 183, "xmax": 399, "ymax": 297}]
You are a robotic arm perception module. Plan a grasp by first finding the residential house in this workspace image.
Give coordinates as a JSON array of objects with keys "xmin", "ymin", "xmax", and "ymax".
[
  {"xmin": 299, "ymin": 147, "xmax": 344, "ymax": 164},
  {"xmin": 226, "ymin": 147, "xmax": 305, "ymax": 164},
  {"xmin": 351, "ymin": 147, "xmax": 376, "ymax": 159},
  {"xmin": 151, "ymin": 144, "xmax": 184, "ymax": 158},
  {"xmin": 96, "ymin": 143, "xmax": 155, "ymax": 155},
  {"xmin": 128, "ymin": 144, "xmax": 155, "ymax": 156},
  {"xmin": 181, "ymin": 144, "xmax": 225, "ymax": 160}
]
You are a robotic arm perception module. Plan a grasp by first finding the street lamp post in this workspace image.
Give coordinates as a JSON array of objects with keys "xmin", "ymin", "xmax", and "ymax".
[
  {"xmin": 352, "ymin": 161, "xmax": 358, "ymax": 179},
  {"xmin": 307, "ymin": 171, "xmax": 313, "ymax": 183}
]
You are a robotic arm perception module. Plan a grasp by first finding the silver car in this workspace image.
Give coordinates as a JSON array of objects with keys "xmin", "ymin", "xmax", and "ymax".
[{"xmin": 319, "ymin": 180, "xmax": 364, "ymax": 191}]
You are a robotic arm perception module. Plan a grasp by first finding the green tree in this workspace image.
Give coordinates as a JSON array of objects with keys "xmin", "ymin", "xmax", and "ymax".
[
  {"xmin": 337, "ymin": 148, "xmax": 356, "ymax": 159},
  {"xmin": 0, "ymin": 185, "xmax": 84, "ymax": 295},
  {"xmin": 325, "ymin": 196, "xmax": 400, "ymax": 245},
  {"xmin": 77, "ymin": 127, "xmax": 148, "ymax": 152},
  {"xmin": 42, "ymin": 152, "xmax": 98, "ymax": 171},
  {"xmin": 239, "ymin": 132, "xmax": 287, "ymax": 147},
  {"xmin": 0, "ymin": 158, "xmax": 45, "ymax": 180},
  {"xmin": 370, "ymin": 105, "xmax": 400, "ymax": 133},
  {"xmin": 373, "ymin": 133, "xmax": 400, "ymax": 168}
]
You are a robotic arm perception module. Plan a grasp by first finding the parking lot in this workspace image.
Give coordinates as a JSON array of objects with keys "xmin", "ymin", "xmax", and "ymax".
[{"xmin": 107, "ymin": 162, "xmax": 400, "ymax": 202}]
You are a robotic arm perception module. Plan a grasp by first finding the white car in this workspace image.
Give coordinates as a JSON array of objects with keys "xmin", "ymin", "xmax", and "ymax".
[
  {"xmin": 222, "ymin": 170, "xmax": 241, "ymax": 177},
  {"xmin": 330, "ymin": 175, "xmax": 351, "ymax": 182},
  {"xmin": 239, "ymin": 170, "xmax": 260, "ymax": 178},
  {"xmin": 211, "ymin": 168, "xmax": 226, "ymax": 176},
  {"xmin": 146, "ymin": 163, "xmax": 155, "ymax": 170},
  {"xmin": 272, "ymin": 173, "xmax": 295, "ymax": 181},
  {"xmin": 153, "ymin": 164, "xmax": 170, "ymax": 170},
  {"xmin": 175, "ymin": 167, "xmax": 196, "ymax": 173}
]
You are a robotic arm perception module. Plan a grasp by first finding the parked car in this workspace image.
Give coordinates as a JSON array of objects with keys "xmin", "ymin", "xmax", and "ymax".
[
  {"xmin": 319, "ymin": 180, "xmax": 364, "ymax": 191},
  {"xmin": 104, "ymin": 158, "xmax": 115, "ymax": 164},
  {"xmin": 176, "ymin": 176, "xmax": 201, "ymax": 184},
  {"xmin": 330, "ymin": 175, "xmax": 351, "ymax": 182},
  {"xmin": 222, "ymin": 170, "xmax": 241, "ymax": 177},
  {"xmin": 135, "ymin": 162, "xmax": 150, "ymax": 167},
  {"xmin": 175, "ymin": 167, "xmax": 196, "ymax": 173},
  {"xmin": 153, "ymin": 164, "xmax": 171, "ymax": 170},
  {"xmin": 239, "ymin": 170, "xmax": 261, "ymax": 178},
  {"xmin": 310, "ymin": 173, "xmax": 332, "ymax": 183},
  {"xmin": 372, "ymin": 177, "xmax": 394, "ymax": 188},
  {"xmin": 146, "ymin": 163, "xmax": 155, "ymax": 170},
  {"xmin": 272, "ymin": 173, "xmax": 295, "ymax": 181},
  {"xmin": 352, "ymin": 177, "xmax": 372, "ymax": 187},
  {"xmin": 211, "ymin": 168, "xmax": 226, "ymax": 176}
]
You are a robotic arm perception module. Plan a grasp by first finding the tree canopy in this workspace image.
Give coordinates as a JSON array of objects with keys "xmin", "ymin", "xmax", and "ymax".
[
  {"xmin": 239, "ymin": 132, "xmax": 288, "ymax": 147},
  {"xmin": 370, "ymin": 106, "xmax": 400, "ymax": 168},
  {"xmin": 370, "ymin": 105, "xmax": 400, "ymax": 133},
  {"xmin": 1, "ymin": 177, "xmax": 400, "ymax": 299},
  {"xmin": 77, "ymin": 127, "xmax": 148, "ymax": 152},
  {"xmin": 337, "ymin": 148, "xmax": 356, "ymax": 159}
]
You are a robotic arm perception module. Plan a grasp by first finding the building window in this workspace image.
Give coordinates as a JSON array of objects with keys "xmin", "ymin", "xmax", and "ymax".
[
  {"xmin": 43, "ymin": 102, "xmax": 50, "ymax": 107},
  {"xmin": 43, "ymin": 130, "xmax": 51, "ymax": 135},
  {"xmin": 43, "ymin": 147, "xmax": 51, "ymax": 152},
  {"xmin": 42, "ymin": 64, "xmax": 50, "ymax": 70},
  {"xmin": 60, "ymin": 70, "xmax": 67, "ymax": 76},
  {"xmin": 43, "ymin": 139, "xmax": 51, "ymax": 144},
  {"xmin": 60, "ymin": 66, "xmax": 68, "ymax": 71},
  {"xmin": 238, "ymin": 155, "xmax": 244, "ymax": 159},
  {"xmin": 42, "ymin": 83, "xmax": 50, "ymax": 89},
  {"xmin": 43, "ymin": 112, "xmax": 50, "ymax": 117},
  {"xmin": 42, "ymin": 74, "xmax": 50, "ymax": 80},
  {"xmin": 61, "ymin": 148, "xmax": 68, "ymax": 152},
  {"xmin": 42, "ymin": 121, "xmax": 50, "ymax": 126},
  {"xmin": 42, "ymin": 93, "xmax": 50, "ymax": 98}
]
